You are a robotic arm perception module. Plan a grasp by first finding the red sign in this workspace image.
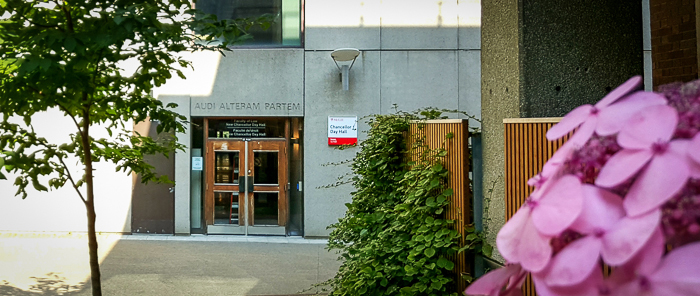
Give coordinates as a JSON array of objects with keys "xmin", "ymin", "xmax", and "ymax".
[{"xmin": 328, "ymin": 116, "xmax": 358, "ymax": 146}]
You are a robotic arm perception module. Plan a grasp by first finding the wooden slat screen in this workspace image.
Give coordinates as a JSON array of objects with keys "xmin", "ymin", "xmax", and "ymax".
[
  {"xmin": 503, "ymin": 118, "xmax": 569, "ymax": 296},
  {"xmin": 406, "ymin": 119, "xmax": 471, "ymax": 293}
]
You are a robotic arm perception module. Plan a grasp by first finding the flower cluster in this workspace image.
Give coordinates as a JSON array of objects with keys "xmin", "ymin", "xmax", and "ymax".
[{"xmin": 465, "ymin": 76, "xmax": 700, "ymax": 296}]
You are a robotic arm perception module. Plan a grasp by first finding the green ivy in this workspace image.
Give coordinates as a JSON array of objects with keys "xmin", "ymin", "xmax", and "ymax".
[{"xmin": 322, "ymin": 112, "xmax": 463, "ymax": 296}]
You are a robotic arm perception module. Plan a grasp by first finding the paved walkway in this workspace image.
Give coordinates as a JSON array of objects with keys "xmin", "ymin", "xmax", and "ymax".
[{"xmin": 0, "ymin": 233, "xmax": 339, "ymax": 295}]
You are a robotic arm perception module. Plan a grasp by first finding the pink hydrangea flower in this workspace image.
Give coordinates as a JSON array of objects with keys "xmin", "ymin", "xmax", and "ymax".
[
  {"xmin": 596, "ymin": 104, "xmax": 689, "ymax": 216},
  {"xmin": 614, "ymin": 241, "xmax": 700, "ymax": 295},
  {"xmin": 540, "ymin": 185, "xmax": 660, "ymax": 286},
  {"xmin": 466, "ymin": 78, "xmax": 700, "ymax": 296},
  {"xmin": 546, "ymin": 76, "xmax": 666, "ymax": 146},
  {"xmin": 496, "ymin": 175, "xmax": 583, "ymax": 272},
  {"xmin": 464, "ymin": 264, "xmax": 527, "ymax": 296},
  {"xmin": 532, "ymin": 265, "xmax": 605, "ymax": 296}
]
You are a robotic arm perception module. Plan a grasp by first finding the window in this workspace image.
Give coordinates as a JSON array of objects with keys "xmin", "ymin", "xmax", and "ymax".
[{"xmin": 196, "ymin": 0, "xmax": 302, "ymax": 46}]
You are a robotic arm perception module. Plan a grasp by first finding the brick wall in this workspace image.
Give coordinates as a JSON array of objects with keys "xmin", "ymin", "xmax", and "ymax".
[{"xmin": 650, "ymin": 0, "xmax": 698, "ymax": 88}]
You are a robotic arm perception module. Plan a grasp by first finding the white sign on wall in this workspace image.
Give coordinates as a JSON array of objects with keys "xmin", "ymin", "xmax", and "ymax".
[
  {"xmin": 328, "ymin": 116, "xmax": 358, "ymax": 146},
  {"xmin": 192, "ymin": 157, "xmax": 203, "ymax": 171}
]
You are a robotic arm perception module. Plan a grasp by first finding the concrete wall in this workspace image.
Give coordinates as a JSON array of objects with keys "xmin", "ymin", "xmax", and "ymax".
[
  {"xmin": 147, "ymin": 0, "xmax": 484, "ymax": 237},
  {"xmin": 481, "ymin": 0, "xmax": 644, "ymax": 260},
  {"xmin": 480, "ymin": 0, "xmax": 522, "ymax": 260},
  {"xmin": 302, "ymin": 0, "xmax": 482, "ymax": 237}
]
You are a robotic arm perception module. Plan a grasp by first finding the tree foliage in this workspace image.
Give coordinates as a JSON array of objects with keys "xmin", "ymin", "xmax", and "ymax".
[
  {"xmin": 0, "ymin": 0, "xmax": 255, "ymax": 295},
  {"xmin": 322, "ymin": 113, "xmax": 463, "ymax": 296}
]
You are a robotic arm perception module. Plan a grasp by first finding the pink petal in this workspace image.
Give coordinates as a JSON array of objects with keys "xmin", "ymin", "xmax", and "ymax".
[
  {"xmin": 567, "ymin": 117, "xmax": 597, "ymax": 147},
  {"xmin": 601, "ymin": 209, "xmax": 660, "ymax": 265},
  {"xmin": 609, "ymin": 227, "xmax": 664, "ymax": 286},
  {"xmin": 596, "ymin": 91, "xmax": 667, "ymax": 136},
  {"xmin": 689, "ymin": 133, "xmax": 700, "ymax": 165},
  {"xmin": 595, "ymin": 76, "xmax": 643, "ymax": 108},
  {"xmin": 650, "ymin": 242, "xmax": 700, "ymax": 284},
  {"xmin": 465, "ymin": 265, "xmax": 522, "ymax": 296},
  {"xmin": 534, "ymin": 267, "xmax": 604, "ymax": 296},
  {"xmin": 614, "ymin": 242, "xmax": 700, "ymax": 296},
  {"xmin": 540, "ymin": 140, "xmax": 577, "ymax": 181},
  {"xmin": 595, "ymin": 149, "xmax": 653, "ymax": 188},
  {"xmin": 668, "ymin": 140, "xmax": 700, "ymax": 178},
  {"xmin": 613, "ymin": 280, "xmax": 695, "ymax": 296},
  {"xmin": 617, "ymin": 105, "xmax": 678, "ymax": 149},
  {"xmin": 497, "ymin": 207, "xmax": 553, "ymax": 272},
  {"xmin": 570, "ymin": 185, "xmax": 625, "ymax": 234},
  {"xmin": 546, "ymin": 105, "xmax": 594, "ymax": 140},
  {"xmin": 544, "ymin": 236, "xmax": 602, "ymax": 287},
  {"xmin": 624, "ymin": 153, "xmax": 689, "ymax": 217},
  {"xmin": 532, "ymin": 175, "xmax": 584, "ymax": 236},
  {"xmin": 633, "ymin": 227, "xmax": 665, "ymax": 275}
]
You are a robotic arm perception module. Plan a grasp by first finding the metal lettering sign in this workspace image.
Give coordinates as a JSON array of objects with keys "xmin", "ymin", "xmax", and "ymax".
[{"xmin": 225, "ymin": 120, "xmax": 267, "ymax": 137}]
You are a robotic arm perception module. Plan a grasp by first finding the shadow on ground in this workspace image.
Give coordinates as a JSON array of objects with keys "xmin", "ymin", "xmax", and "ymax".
[{"xmin": 0, "ymin": 273, "xmax": 85, "ymax": 295}]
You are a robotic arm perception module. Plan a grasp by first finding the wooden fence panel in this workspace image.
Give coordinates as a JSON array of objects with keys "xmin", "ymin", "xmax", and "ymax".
[
  {"xmin": 407, "ymin": 119, "xmax": 472, "ymax": 293},
  {"xmin": 503, "ymin": 118, "xmax": 568, "ymax": 296}
]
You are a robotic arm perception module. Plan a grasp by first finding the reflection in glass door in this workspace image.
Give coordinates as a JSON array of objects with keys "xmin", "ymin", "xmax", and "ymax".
[{"xmin": 206, "ymin": 139, "xmax": 287, "ymax": 235}]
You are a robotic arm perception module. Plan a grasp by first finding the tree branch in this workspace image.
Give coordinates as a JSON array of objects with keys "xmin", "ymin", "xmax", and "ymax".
[
  {"xmin": 56, "ymin": 102, "xmax": 82, "ymax": 133},
  {"xmin": 57, "ymin": 155, "xmax": 87, "ymax": 204},
  {"xmin": 33, "ymin": 139, "xmax": 87, "ymax": 204},
  {"xmin": 19, "ymin": 14, "xmax": 65, "ymax": 32},
  {"xmin": 60, "ymin": 1, "xmax": 75, "ymax": 33}
]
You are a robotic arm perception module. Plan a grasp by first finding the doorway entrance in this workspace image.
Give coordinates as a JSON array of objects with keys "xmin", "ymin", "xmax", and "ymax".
[{"xmin": 205, "ymin": 139, "xmax": 288, "ymax": 235}]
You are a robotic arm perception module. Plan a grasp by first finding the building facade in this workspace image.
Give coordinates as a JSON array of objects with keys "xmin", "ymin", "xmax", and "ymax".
[{"xmin": 0, "ymin": 0, "xmax": 482, "ymax": 237}]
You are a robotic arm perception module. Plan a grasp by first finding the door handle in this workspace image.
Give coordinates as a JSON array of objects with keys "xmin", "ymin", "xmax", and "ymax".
[{"xmin": 238, "ymin": 176, "xmax": 254, "ymax": 193}]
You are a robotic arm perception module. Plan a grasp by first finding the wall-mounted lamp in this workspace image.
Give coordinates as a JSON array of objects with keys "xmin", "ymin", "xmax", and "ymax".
[{"xmin": 331, "ymin": 48, "xmax": 360, "ymax": 91}]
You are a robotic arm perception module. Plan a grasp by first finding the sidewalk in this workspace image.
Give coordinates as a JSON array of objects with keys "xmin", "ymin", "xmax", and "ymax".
[{"xmin": 0, "ymin": 233, "xmax": 339, "ymax": 295}]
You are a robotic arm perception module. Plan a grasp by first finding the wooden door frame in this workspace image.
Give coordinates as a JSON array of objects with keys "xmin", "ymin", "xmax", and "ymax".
[
  {"xmin": 248, "ymin": 140, "xmax": 288, "ymax": 226},
  {"xmin": 205, "ymin": 140, "xmax": 245, "ymax": 226},
  {"xmin": 203, "ymin": 118, "xmax": 291, "ymax": 233}
]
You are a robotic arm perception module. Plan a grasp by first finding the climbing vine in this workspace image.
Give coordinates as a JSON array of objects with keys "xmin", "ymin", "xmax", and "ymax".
[{"xmin": 320, "ymin": 111, "xmax": 464, "ymax": 295}]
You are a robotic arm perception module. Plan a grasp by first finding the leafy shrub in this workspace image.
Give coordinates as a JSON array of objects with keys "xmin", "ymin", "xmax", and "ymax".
[{"xmin": 323, "ymin": 113, "xmax": 462, "ymax": 296}]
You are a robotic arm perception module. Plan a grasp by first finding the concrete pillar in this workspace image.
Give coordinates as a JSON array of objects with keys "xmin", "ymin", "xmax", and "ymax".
[
  {"xmin": 481, "ymin": 0, "xmax": 643, "ymax": 260},
  {"xmin": 160, "ymin": 96, "xmax": 192, "ymax": 235}
]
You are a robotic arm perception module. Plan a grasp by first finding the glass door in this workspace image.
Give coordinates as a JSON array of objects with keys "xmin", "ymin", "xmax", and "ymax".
[
  {"xmin": 247, "ymin": 140, "xmax": 287, "ymax": 235},
  {"xmin": 205, "ymin": 139, "xmax": 287, "ymax": 235}
]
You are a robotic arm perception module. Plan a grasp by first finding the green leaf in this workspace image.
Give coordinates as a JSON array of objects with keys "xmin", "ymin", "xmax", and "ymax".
[
  {"xmin": 20, "ymin": 58, "xmax": 39, "ymax": 74},
  {"xmin": 39, "ymin": 59, "xmax": 51, "ymax": 71},
  {"xmin": 31, "ymin": 179, "xmax": 48, "ymax": 192},
  {"xmin": 114, "ymin": 15, "xmax": 126, "ymax": 25},
  {"xmin": 437, "ymin": 257, "xmax": 454, "ymax": 270},
  {"xmin": 482, "ymin": 244, "xmax": 493, "ymax": 257},
  {"xmin": 64, "ymin": 36, "xmax": 76, "ymax": 52},
  {"xmin": 424, "ymin": 247, "xmax": 435, "ymax": 257}
]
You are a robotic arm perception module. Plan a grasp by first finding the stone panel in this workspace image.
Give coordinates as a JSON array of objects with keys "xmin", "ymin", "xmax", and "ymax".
[
  {"xmin": 380, "ymin": 0, "xmax": 459, "ymax": 49},
  {"xmin": 459, "ymin": 0, "xmax": 482, "ymax": 50},
  {"xmin": 188, "ymin": 49, "xmax": 304, "ymax": 117},
  {"xmin": 459, "ymin": 50, "xmax": 482, "ymax": 129},
  {"xmin": 302, "ymin": 51, "xmax": 380, "ymax": 237},
  {"xmin": 380, "ymin": 51, "xmax": 459, "ymax": 115},
  {"xmin": 304, "ymin": 0, "xmax": 381, "ymax": 50}
]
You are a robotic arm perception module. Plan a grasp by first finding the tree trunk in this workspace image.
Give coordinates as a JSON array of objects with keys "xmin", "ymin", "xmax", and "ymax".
[
  {"xmin": 81, "ymin": 108, "xmax": 102, "ymax": 296},
  {"xmin": 85, "ymin": 200, "xmax": 102, "ymax": 296}
]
